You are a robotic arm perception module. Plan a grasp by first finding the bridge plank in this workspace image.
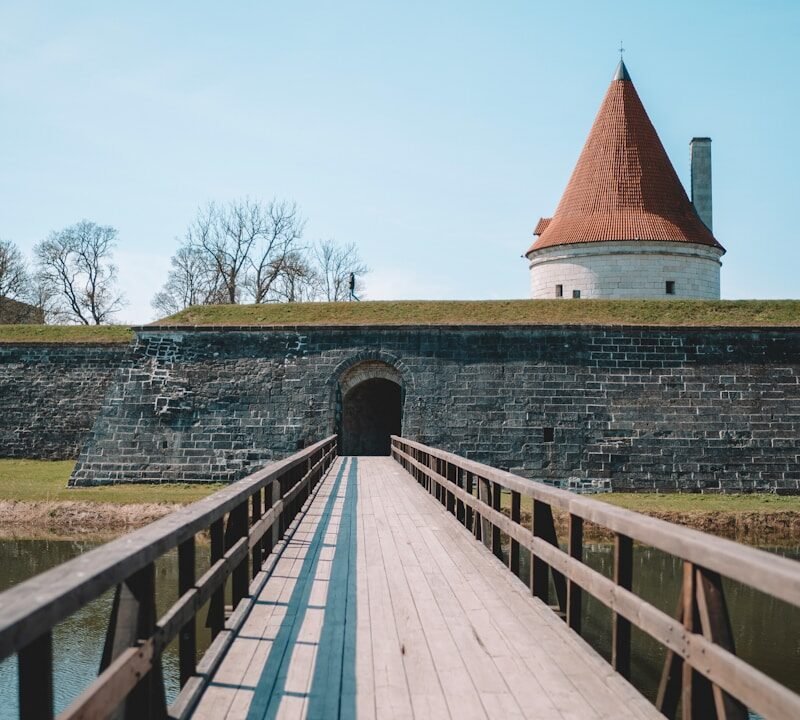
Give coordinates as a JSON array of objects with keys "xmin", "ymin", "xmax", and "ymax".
[
  {"xmin": 388, "ymin": 481, "xmax": 555, "ymax": 719},
  {"xmin": 387, "ymin": 463, "xmax": 591, "ymax": 720},
  {"xmin": 392, "ymin": 461, "xmax": 661, "ymax": 720},
  {"xmin": 193, "ymin": 456, "xmax": 660, "ymax": 720},
  {"xmin": 365, "ymin": 457, "xmax": 486, "ymax": 720}
]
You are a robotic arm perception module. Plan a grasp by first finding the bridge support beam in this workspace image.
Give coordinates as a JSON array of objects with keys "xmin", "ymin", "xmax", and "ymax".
[{"xmin": 656, "ymin": 563, "xmax": 747, "ymax": 720}]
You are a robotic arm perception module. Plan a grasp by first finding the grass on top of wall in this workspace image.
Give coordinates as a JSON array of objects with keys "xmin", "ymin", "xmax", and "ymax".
[
  {"xmin": 0, "ymin": 324, "xmax": 133, "ymax": 344},
  {"xmin": 0, "ymin": 459, "xmax": 224, "ymax": 504},
  {"xmin": 156, "ymin": 299, "xmax": 800, "ymax": 328}
]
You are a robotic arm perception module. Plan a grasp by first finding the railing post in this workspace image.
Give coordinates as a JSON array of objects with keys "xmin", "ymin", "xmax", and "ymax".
[
  {"xmin": 531, "ymin": 500, "xmax": 567, "ymax": 614},
  {"xmin": 455, "ymin": 466, "xmax": 465, "ymax": 524},
  {"xmin": 612, "ymin": 533, "xmax": 633, "ymax": 679},
  {"xmin": 229, "ymin": 501, "xmax": 250, "ymax": 608},
  {"xmin": 478, "ymin": 477, "xmax": 491, "ymax": 548},
  {"xmin": 101, "ymin": 563, "xmax": 166, "ymax": 719},
  {"xmin": 18, "ymin": 630, "xmax": 53, "ymax": 720},
  {"xmin": 510, "ymin": 490, "xmax": 521, "ymax": 577},
  {"xmin": 491, "ymin": 482, "xmax": 503, "ymax": 560},
  {"xmin": 270, "ymin": 478, "xmax": 281, "ymax": 552},
  {"xmin": 465, "ymin": 472, "xmax": 474, "ymax": 532},
  {"xmin": 567, "ymin": 514, "xmax": 583, "ymax": 632},
  {"xmin": 682, "ymin": 561, "xmax": 696, "ymax": 720},
  {"xmin": 208, "ymin": 519, "xmax": 225, "ymax": 638},
  {"xmin": 531, "ymin": 500, "xmax": 549, "ymax": 603},
  {"xmin": 446, "ymin": 462, "xmax": 457, "ymax": 515},
  {"xmin": 252, "ymin": 489, "xmax": 263, "ymax": 578},
  {"xmin": 178, "ymin": 536, "xmax": 196, "ymax": 687},
  {"xmin": 695, "ymin": 568, "xmax": 748, "ymax": 719}
]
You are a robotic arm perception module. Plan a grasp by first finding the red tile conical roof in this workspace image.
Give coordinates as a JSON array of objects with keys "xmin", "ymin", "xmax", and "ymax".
[{"xmin": 527, "ymin": 61, "xmax": 724, "ymax": 254}]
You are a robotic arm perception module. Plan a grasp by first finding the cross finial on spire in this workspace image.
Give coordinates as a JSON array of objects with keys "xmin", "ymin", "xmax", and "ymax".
[{"xmin": 619, "ymin": 41, "xmax": 625, "ymax": 58}]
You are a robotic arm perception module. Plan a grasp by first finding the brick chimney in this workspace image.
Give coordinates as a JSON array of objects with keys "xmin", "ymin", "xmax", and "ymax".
[{"xmin": 690, "ymin": 137, "xmax": 712, "ymax": 231}]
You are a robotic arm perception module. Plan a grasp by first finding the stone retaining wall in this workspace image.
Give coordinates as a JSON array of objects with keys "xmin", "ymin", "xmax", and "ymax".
[
  {"xmin": 65, "ymin": 325, "xmax": 799, "ymax": 492},
  {"xmin": 0, "ymin": 344, "xmax": 130, "ymax": 459}
]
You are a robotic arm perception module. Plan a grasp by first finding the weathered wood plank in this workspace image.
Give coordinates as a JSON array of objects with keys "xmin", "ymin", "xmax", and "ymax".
[
  {"xmin": 0, "ymin": 436, "xmax": 337, "ymax": 662},
  {"xmin": 18, "ymin": 630, "xmax": 53, "ymax": 720},
  {"xmin": 178, "ymin": 537, "xmax": 196, "ymax": 688},
  {"xmin": 612, "ymin": 533, "xmax": 633, "ymax": 679},
  {"xmin": 567, "ymin": 514, "xmax": 582, "ymax": 633}
]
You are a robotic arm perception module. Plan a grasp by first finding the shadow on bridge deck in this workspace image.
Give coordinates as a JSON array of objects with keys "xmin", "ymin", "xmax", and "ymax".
[{"xmin": 192, "ymin": 457, "xmax": 659, "ymax": 720}]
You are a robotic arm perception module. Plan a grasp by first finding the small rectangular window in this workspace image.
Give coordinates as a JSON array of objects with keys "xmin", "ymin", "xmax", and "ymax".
[
  {"xmin": 555, "ymin": 284, "xmax": 563, "ymax": 298},
  {"xmin": 572, "ymin": 289, "xmax": 581, "ymax": 299},
  {"xmin": 543, "ymin": 427, "xmax": 555, "ymax": 443},
  {"xmin": 666, "ymin": 280, "xmax": 675, "ymax": 295}
]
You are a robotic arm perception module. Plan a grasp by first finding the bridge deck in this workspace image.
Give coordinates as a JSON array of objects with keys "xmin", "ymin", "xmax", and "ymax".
[{"xmin": 193, "ymin": 456, "xmax": 659, "ymax": 720}]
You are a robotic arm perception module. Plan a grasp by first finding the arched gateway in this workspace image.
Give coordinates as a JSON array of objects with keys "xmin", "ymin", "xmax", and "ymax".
[{"xmin": 336, "ymin": 360, "xmax": 404, "ymax": 456}]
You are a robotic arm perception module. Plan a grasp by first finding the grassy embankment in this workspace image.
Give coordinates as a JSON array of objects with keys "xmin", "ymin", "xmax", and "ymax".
[
  {"xmin": 0, "ymin": 324, "xmax": 133, "ymax": 343},
  {"xmin": 0, "ymin": 300, "xmax": 796, "ymax": 344},
  {"xmin": 3, "ymin": 460, "xmax": 798, "ymax": 544},
  {"xmin": 157, "ymin": 299, "xmax": 800, "ymax": 327},
  {"xmin": 504, "ymin": 492, "xmax": 800, "ymax": 545},
  {"xmin": 0, "ymin": 460, "xmax": 223, "ymax": 540}
]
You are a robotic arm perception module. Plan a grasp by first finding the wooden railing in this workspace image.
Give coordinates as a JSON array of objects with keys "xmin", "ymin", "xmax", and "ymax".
[
  {"xmin": 391, "ymin": 435, "xmax": 800, "ymax": 720},
  {"xmin": 0, "ymin": 435, "xmax": 337, "ymax": 720}
]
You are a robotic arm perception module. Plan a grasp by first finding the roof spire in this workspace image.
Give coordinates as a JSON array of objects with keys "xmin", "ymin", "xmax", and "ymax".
[
  {"xmin": 613, "ymin": 59, "xmax": 631, "ymax": 81},
  {"xmin": 614, "ymin": 42, "xmax": 630, "ymax": 81}
]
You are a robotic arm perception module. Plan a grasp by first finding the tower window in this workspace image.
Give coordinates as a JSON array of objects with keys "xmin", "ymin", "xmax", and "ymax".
[
  {"xmin": 572, "ymin": 289, "xmax": 581, "ymax": 299},
  {"xmin": 666, "ymin": 280, "xmax": 675, "ymax": 295},
  {"xmin": 555, "ymin": 284, "xmax": 563, "ymax": 298},
  {"xmin": 543, "ymin": 427, "xmax": 555, "ymax": 443}
]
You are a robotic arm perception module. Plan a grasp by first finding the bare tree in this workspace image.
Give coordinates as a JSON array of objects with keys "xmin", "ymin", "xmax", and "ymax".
[
  {"xmin": 152, "ymin": 243, "xmax": 224, "ymax": 317},
  {"xmin": 0, "ymin": 239, "xmax": 28, "ymax": 301},
  {"xmin": 270, "ymin": 250, "xmax": 316, "ymax": 302},
  {"xmin": 166, "ymin": 198, "xmax": 306, "ymax": 307},
  {"xmin": 312, "ymin": 239, "xmax": 368, "ymax": 301},
  {"xmin": 35, "ymin": 221, "xmax": 125, "ymax": 325},
  {"xmin": 246, "ymin": 200, "xmax": 306, "ymax": 303}
]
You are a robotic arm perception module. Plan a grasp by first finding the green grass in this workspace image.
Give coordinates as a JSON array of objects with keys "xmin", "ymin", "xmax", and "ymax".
[
  {"xmin": 0, "ymin": 325, "xmax": 133, "ymax": 344},
  {"xmin": 503, "ymin": 491, "xmax": 800, "ymax": 516},
  {"xmin": 157, "ymin": 299, "xmax": 800, "ymax": 328},
  {"xmin": 598, "ymin": 492, "xmax": 800, "ymax": 513},
  {"xmin": 0, "ymin": 459, "xmax": 224, "ymax": 504}
]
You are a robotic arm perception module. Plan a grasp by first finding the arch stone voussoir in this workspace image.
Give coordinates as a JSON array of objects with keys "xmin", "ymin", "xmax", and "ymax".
[{"xmin": 328, "ymin": 350, "xmax": 413, "ymax": 397}]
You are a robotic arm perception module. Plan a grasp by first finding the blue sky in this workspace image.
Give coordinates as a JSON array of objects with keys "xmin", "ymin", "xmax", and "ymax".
[{"xmin": 1, "ymin": 1, "xmax": 798, "ymax": 322}]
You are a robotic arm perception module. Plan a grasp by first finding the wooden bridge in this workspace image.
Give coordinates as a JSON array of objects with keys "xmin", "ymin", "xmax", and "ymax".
[{"xmin": 1, "ymin": 436, "xmax": 800, "ymax": 719}]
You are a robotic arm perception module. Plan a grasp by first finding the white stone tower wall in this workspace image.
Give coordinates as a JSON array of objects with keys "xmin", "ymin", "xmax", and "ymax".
[{"xmin": 528, "ymin": 241, "xmax": 723, "ymax": 299}]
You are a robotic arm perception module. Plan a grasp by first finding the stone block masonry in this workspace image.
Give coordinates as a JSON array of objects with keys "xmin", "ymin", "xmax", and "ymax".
[
  {"xmin": 67, "ymin": 325, "xmax": 800, "ymax": 493},
  {"xmin": 0, "ymin": 344, "xmax": 131, "ymax": 459}
]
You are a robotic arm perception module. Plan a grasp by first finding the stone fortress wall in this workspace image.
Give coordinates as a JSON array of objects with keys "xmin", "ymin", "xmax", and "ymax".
[
  {"xmin": 0, "ymin": 343, "xmax": 130, "ymax": 459},
  {"xmin": 3, "ymin": 324, "xmax": 786, "ymax": 493}
]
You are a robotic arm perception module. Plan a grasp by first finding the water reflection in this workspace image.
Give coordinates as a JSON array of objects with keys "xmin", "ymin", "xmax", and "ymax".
[
  {"xmin": 517, "ymin": 542, "xmax": 800, "ymax": 708},
  {"xmin": 0, "ymin": 539, "xmax": 209, "ymax": 718},
  {"xmin": 0, "ymin": 538, "xmax": 797, "ymax": 719}
]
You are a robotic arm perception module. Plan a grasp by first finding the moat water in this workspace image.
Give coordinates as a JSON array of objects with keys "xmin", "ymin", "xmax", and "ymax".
[{"xmin": 0, "ymin": 538, "xmax": 798, "ymax": 718}]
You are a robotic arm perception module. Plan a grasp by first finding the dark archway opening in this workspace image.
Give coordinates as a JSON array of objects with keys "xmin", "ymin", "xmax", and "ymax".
[{"xmin": 341, "ymin": 378, "xmax": 402, "ymax": 456}]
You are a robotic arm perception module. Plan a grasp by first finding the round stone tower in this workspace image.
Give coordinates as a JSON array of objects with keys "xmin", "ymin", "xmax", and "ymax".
[{"xmin": 525, "ymin": 61, "xmax": 725, "ymax": 300}]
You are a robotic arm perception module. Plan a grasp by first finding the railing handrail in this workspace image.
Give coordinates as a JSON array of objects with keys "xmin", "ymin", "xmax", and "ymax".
[
  {"xmin": 391, "ymin": 435, "xmax": 800, "ymax": 720},
  {"xmin": 0, "ymin": 435, "xmax": 336, "ymax": 661},
  {"xmin": 391, "ymin": 435, "xmax": 800, "ymax": 609}
]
